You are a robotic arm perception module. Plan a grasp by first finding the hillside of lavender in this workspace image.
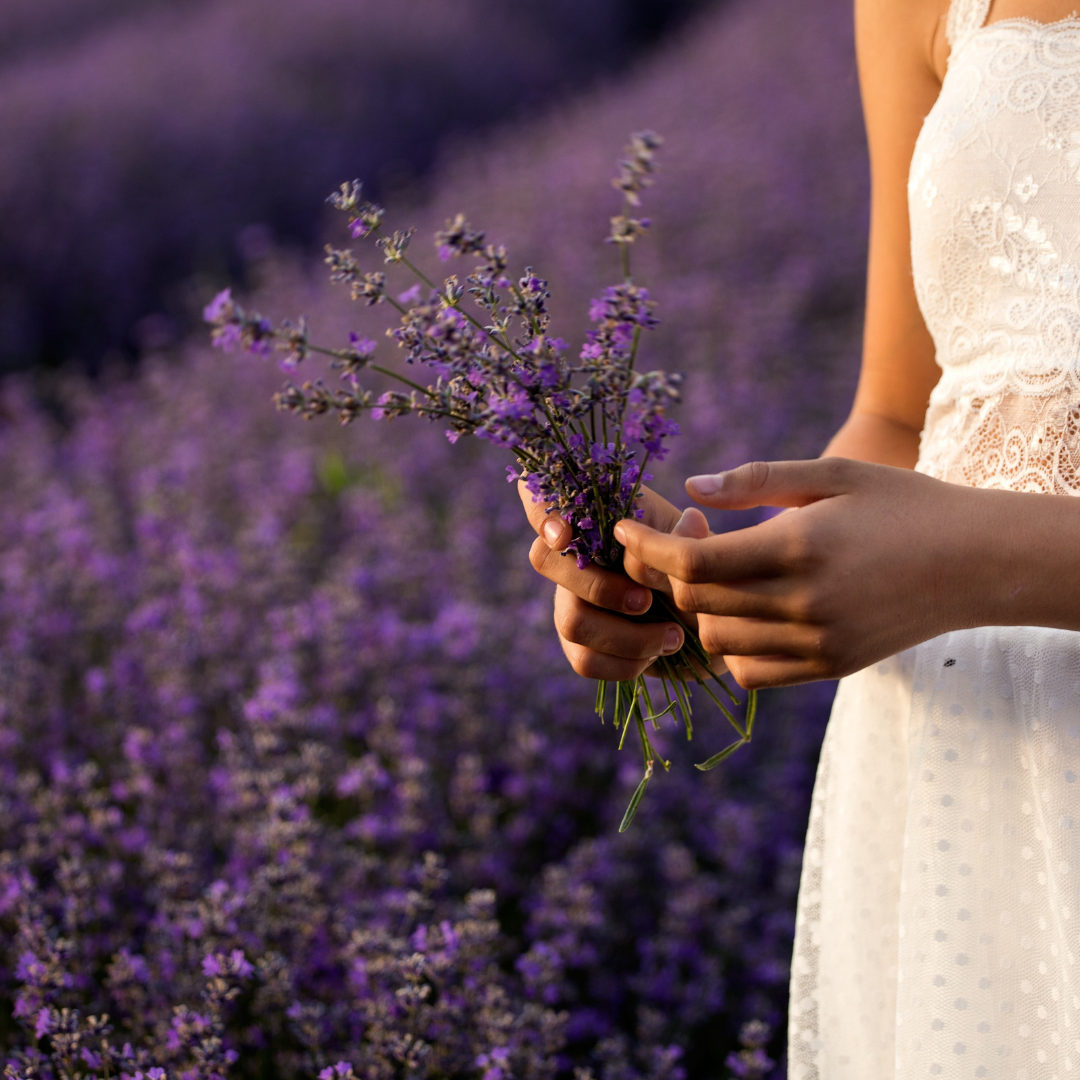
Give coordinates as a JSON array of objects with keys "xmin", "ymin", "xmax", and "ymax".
[
  {"xmin": 0, "ymin": 0, "xmax": 714, "ymax": 375},
  {"xmin": 0, "ymin": 0, "xmax": 868, "ymax": 1076}
]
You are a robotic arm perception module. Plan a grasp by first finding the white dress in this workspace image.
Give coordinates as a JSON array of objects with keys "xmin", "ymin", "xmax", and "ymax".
[{"xmin": 788, "ymin": 2, "xmax": 1080, "ymax": 1077}]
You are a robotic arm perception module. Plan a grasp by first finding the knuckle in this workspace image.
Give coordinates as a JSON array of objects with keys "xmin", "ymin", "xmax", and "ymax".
[
  {"xmin": 580, "ymin": 651, "xmax": 635, "ymax": 682},
  {"xmin": 821, "ymin": 456, "xmax": 855, "ymax": 484},
  {"xmin": 805, "ymin": 626, "xmax": 839, "ymax": 666},
  {"xmin": 790, "ymin": 585, "xmax": 826, "ymax": 624},
  {"xmin": 746, "ymin": 460, "xmax": 771, "ymax": 492},
  {"xmin": 583, "ymin": 574, "xmax": 616, "ymax": 612},
  {"xmin": 529, "ymin": 536, "xmax": 551, "ymax": 574},
  {"xmin": 780, "ymin": 523, "xmax": 816, "ymax": 571},
  {"xmin": 673, "ymin": 545, "xmax": 708, "ymax": 585},
  {"xmin": 555, "ymin": 602, "xmax": 590, "ymax": 646},
  {"xmin": 576, "ymin": 653, "xmax": 605, "ymax": 679},
  {"xmin": 669, "ymin": 580, "xmax": 692, "ymax": 610},
  {"xmin": 698, "ymin": 622, "xmax": 727, "ymax": 658},
  {"xmin": 560, "ymin": 640, "xmax": 593, "ymax": 678},
  {"xmin": 725, "ymin": 656, "xmax": 755, "ymax": 688},
  {"xmin": 643, "ymin": 629, "xmax": 673, "ymax": 660},
  {"xmin": 730, "ymin": 659, "xmax": 781, "ymax": 691}
]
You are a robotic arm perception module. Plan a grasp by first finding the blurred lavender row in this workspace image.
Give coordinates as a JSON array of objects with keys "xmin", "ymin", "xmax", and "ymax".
[
  {"xmin": 0, "ymin": 0, "xmax": 714, "ymax": 374},
  {"xmin": 0, "ymin": 0, "xmax": 868, "ymax": 1074}
]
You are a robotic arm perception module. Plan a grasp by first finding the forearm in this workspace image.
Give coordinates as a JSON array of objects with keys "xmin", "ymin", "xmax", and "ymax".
[
  {"xmin": 971, "ymin": 487, "xmax": 1080, "ymax": 633},
  {"xmin": 818, "ymin": 432, "xmax": 1080, "ymax": 637},
  {"xmin": 823, "ymin": 409, "xmax": 922, "ymax": 469}
]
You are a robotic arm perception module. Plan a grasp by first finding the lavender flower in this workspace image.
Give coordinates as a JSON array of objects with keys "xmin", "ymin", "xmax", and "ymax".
[
  {"xmin": 205, "ymin": 134, "xmax": 758, "ymax": 830},
  {"xmin": 0, "ymin": 0, "xmax": 713, "ymax": 375},
  {"xmin": 724, "ymin": 1021, "xmax": 776, "ymax": 1079},
  {"xmin": 0, "ymin": 2, "xmax": 867, "ymax": 1071}
]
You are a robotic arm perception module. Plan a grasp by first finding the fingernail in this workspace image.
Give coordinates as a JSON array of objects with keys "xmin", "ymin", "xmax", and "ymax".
[
  {"xmin": 624, "ymin": 587, "xmax": 650, "ymax": 613},
  {"xmin": 542, "ymin": 518, "xmax": 564, "ymax": 547},
  {"xmin": 687, "ymin": 474, "xmax": 721, "ymax": 496},
  {"xmin": 663, "ymin": 627, "xmax": 683, "ymax": 653},
  {"xmin": 613, "ymin": 522, "xmax": 627, "ymax": 544}
]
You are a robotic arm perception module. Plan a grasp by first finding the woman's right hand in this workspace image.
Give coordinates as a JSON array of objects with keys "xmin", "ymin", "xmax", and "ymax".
[{"xmin": 518, "ymin": 482, "xmax": 697, "ymax": 681}]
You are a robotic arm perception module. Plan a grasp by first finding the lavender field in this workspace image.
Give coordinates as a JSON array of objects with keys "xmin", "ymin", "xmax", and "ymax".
[
  {"xmin": 0, "ymin": 0, "xmax": 868, "ymax": 1076},
  {"xmin": 0, "ymin": 0, "xmax": 712, "ymax": 374}
]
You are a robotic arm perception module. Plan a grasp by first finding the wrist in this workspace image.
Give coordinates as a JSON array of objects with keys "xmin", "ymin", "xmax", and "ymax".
[{"xmin": 958, "ymin": 487, "xmax": 1080, "ymax": 631}]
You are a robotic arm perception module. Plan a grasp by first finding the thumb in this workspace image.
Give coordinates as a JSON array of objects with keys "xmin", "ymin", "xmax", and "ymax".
[
  {"xmin": 622, "ymin": 506, "xmax": 709, "ymax": 591},
  {"xmin": 685, "ymin": 458, "xmax": 858, "ymax": 510},
  {"xmin": 670, "ymin": 506, "xmax": 710, "ymax": 539}
]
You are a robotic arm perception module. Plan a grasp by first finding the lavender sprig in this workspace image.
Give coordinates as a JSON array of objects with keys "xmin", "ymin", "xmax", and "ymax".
[{"xmin": 204, "ymin": 132, "xmax": 758, "ymax": 829}]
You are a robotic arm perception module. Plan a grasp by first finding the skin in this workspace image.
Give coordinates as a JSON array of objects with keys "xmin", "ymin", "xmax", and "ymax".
[{"xmin": 522, "ymin": 0, "xmax": 1080, "ymax": 690}]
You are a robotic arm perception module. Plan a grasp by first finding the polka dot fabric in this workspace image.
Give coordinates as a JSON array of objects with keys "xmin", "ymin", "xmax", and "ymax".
[
  {"xmin": 789, "ymin": 0, "xmax": 1080, "ymax": 1073},
  {"xmin": 791, "ymin": 629, "xmax": 1080, "ymax": 1078}
]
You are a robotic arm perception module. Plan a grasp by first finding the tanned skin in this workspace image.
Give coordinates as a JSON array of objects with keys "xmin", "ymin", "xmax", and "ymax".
[{"xmin": 520, "ymin": 0, "xmax": 1080, "ymax": 690}]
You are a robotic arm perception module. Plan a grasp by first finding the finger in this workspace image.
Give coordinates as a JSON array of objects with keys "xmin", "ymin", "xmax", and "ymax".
[
  {"xmin": 673, "ymin": 506, "xmax": 710, "ymax": 539},
  {"xmin": 530, "ymin": 536, "xmax": 652, "ymax": 614},
  {"xmin": 560, "ymin": 638, "xmax": 654, "ymax": 682},
  {"xmin": 685, "ymin": 457, "xmax": 862, "ymax": 511},
  {"xmin": 725, "ymin": 654, "xmax": 826, "ymax": 690},
  {"xmin": 554, "ymin": 587, "xmax": 683, "ymax": 660},
  {"xmin": 518, "ymin": 480, "xmax": 573, "ymax": 549},
  {"xmin": 614, "ymin": 518, "xmax": 788, "ymax": 584},
  {"xmin": 636, "ymin": 487, "xmax": 685, "ymax": 532},
  {"xmin": 519, "ymin": 481, "xmax": 683, "ymax": 546},
  {"xmin": 623, "ymin": 506, "xmax": 708, "ymax": 589},
  {"xmin": 697, "ymin": 615, "xmax": 822, "ymax": 659},
  {"xmin": 670, "ymin": 576, "xmax": 798, "ymax": 621}
]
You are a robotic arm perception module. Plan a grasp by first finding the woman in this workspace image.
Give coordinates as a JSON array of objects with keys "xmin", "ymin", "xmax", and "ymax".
[{"xmin": 521, "ymin": 0, "xmax": 1080, "ymax": 1074}]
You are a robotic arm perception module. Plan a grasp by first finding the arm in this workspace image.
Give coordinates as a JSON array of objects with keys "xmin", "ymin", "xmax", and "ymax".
[
  {"xmin": 825, "ymin": 0, "xmax": 946, "ymax": 468},
  {"xmin": 517, "ymin": 0, "xmax": 956, "ymax": 685},
  {"xmin": 607, "ymin": 0, "xmax": 1080, "ymax": 689}
]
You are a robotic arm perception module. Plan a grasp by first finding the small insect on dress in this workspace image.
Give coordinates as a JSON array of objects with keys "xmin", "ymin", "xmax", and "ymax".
[{"xmin": 787, "ymin": 1, "xmax": 1080, "ymax": 1077}]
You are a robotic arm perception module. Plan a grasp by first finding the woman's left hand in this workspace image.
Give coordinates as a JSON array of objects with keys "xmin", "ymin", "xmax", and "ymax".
[{"xmin": 613, "ymin": 457, "xmax": 1002, "ymax": 689}]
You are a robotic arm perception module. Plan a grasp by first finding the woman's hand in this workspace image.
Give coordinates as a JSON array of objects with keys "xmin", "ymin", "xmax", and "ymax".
[
  {"xmin": 519, "ymin": 482, "xmax": 696, "ymax": 681},
  {"xmin": 613, "ymin": 457, "xmax": 1004, "ymax": 689}
]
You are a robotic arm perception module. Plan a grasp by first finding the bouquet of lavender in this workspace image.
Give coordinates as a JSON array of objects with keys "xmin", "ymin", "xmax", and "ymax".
[{"xmin": 204, "ymin": 133, "xmax": 756, "ymax": 829}]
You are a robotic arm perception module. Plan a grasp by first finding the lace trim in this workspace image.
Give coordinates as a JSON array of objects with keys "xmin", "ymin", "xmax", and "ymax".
[
  {"xmin": 946, "ymin": 0, "xmax": 990, "ymax": 48},
  {"xmin": 947, "ymin": 3, "xmax": 1080, "ymax": 56},
  {"xmin": 983, "ymin": 12, "xmax": 1080, "ymax": 31}
]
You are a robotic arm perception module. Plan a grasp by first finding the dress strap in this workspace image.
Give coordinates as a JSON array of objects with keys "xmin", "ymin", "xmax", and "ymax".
[{"xmin": 946, "ymin": 0, "xmax": 992, "ymax": 47}]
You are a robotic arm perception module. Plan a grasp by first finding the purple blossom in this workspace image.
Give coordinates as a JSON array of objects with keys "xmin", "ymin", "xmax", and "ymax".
[
  {"xmin": 203, "ymin": 289, "xmax": 234, "ymax": 325},
  {"xmin": 34, "ymin": 1008, "xmax": 52, "ymax": 1040},
  {"xmin": 347, "ymin": 334, "xmax": 377, "ymax": 358},
  {"xmin": 0, "ymin": 0, "xmax": 866, "ymax": 1073}
]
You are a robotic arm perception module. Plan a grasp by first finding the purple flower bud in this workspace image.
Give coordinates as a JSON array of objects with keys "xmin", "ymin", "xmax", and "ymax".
[
  {"xmin": 34, "ymin": 1008, "xmax": 52, "ymax": 1039},
  {"xmin": 348, "ymin": 333, "xmax": 378, "ymax": 357},
  {"xmin": 210, "ymin": 323, "xmax": 242, "ymax": 353},
  {"xmin": 230, "ymin": 949, "xmax": 253, "ymax": 977},
  {"xmin": 202, "ymin": 288, "xmax": 233, "ymax": 324}
]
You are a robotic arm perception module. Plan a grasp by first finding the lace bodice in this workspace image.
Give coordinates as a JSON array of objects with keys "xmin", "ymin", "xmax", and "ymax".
[
  {"xmin": 789, "ymin": 7, "xmax": 1080, "ymax": 1079},
  {"xmin": 911, "ymin": 0, "xmax": 1080, "ymax": 492}
]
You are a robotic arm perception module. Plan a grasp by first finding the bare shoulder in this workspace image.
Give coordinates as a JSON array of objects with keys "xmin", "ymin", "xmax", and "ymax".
[
  {"xmin": 856, "ymin": 0, "xmax": 949, "ymax": 170},
  {"xmin": 846, "ymin": 0, "xmax": 951, "ymax": 444}
]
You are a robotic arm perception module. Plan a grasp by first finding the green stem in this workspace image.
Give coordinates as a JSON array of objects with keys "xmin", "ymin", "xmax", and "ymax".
[{"xmin": 622, "ymin": 449, "xmax": 651, "ymax": 522}]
